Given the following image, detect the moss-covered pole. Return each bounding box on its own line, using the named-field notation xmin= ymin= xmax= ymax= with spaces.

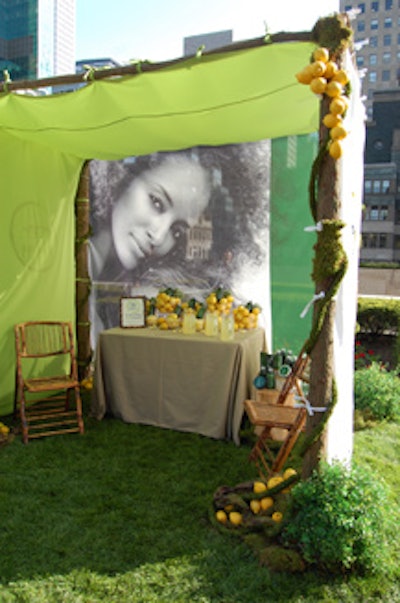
xmin=75 ymin=161 xmax=92 ymax=380
xmin=299 ymin=15 xmax=352 ymax=478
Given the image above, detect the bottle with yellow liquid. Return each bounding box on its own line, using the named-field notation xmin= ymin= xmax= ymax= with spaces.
xmin=204 ymin=311 xmax=218 ymax=336
xmin=220 ymin=312 xmax=234 ymax=341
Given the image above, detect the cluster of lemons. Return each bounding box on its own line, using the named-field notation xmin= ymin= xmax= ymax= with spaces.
xmin=205 ymin=290 xmax=234 ymax=315
xmin=215 ymin=468 xmax=297 ymax=527
xmin=0 ymin=421 xmax=10 ymax=440
xmin=296 ymin=46 xmax=350 ymax=160
xmin=233 ymin=303 xmax=260 ymax=331
xmin=146 ymin=288 xmax=262 ymax=332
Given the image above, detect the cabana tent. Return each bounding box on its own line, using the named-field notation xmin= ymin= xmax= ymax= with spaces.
xmin=0 ymin=17 xmax=364 ymax=462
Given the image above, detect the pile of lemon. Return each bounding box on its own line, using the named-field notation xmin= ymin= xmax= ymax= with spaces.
xmin=296 ymin=46 xmax=350 ymax=160
xmin=205 ymin=289 xmax=234 ymax=315
xmin=215 ymin=467 xmax=297 ymax=528
xmin=233 ymin=303 xmax=260 ymax=330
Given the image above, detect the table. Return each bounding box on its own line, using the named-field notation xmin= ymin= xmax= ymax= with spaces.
xmin=91 ymin=327 xmax=266 ymax=445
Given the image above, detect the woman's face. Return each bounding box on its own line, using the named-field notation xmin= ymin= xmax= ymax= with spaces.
xmin=111 ymin=156 xmax=210 ymax=271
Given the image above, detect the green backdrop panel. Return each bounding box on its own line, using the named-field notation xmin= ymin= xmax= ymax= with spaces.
xmin=270 ymin=134 xmax=318 ymax=353
xmin=0 ymin=131 xmax=82 ymax=415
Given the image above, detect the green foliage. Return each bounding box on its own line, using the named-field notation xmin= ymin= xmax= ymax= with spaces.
xmin=282 ymin=462 xmax=392 ymax=575
xmin=357 ymin=297 xmax=400 ymax=336
xmin=354 ymin=362 xmax=400 ymax=423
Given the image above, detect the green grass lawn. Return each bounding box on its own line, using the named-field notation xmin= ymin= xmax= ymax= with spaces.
xmin=0 ymin=400 xmax=399 ymax=603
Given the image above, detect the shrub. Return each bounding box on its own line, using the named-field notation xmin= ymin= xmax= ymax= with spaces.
xmin=282 ymin=461 xmax=392 ymax=574
xmin=354 ymin=339 xmax=380 ymax=370
xmin=354 ymin=362 xmax=400 ymax=423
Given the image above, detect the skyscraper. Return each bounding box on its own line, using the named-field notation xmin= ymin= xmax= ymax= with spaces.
xmin=340 ymin=0 xmax=400 ymax=120
xmin=0 ymin=0 xmax=75 ymax=81
xmin=340 ymin=1 xmax=400 ymax=264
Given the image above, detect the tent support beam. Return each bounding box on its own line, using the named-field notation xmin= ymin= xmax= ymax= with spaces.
xmin=0 ymin=31 xmax=312 ymax=93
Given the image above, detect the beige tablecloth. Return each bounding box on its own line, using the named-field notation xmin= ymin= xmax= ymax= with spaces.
xmin=92 ymin=327 xmax=266 ymax=444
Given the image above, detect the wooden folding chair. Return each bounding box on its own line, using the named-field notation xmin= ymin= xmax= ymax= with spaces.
xmin=245 ymin=350 xmax=310 ymax=478
xmin=14 ymin=321 xmax=84 ymax=444
xmin=244 ymin=401 xmax=306 ymax=478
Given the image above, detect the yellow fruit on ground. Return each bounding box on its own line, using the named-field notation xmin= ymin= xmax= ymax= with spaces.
xmin=0 ymin=425 xmax=10 ymax=435
xmin=324 ymin=60 xmax=339 ymax=79
xmin=229 ymin=511 xmax=243 ymax=526
xmin=159 ymin=322 xmax=169 ymax=330
xmin=330 ymin=125 xmax=347 ymax=140
xmin=224 ymin=504 xmax=234 ymax=513
xmin=253 ymin=481 xmax=267 ymax=494
xmin=329 ymin=139 xmax=343 ymax=160
xmin=283 ymin=468 xmax=297 ymax=480
xmin=267 ymin=476 xmax=284 ymax=489
xmin=272 ymin=512 xmax=283 ymax=523
xmin=322 ymin=113 xmax=342 ymax=129
xmin=310 ymin=77 xmax=327 ymax=95
xmin=332 ymin=69 xmax=349 ymax=86
xmin=329 ymin=96 xmax=347 ymax=115
xmin=250 ymin=499 xmax=261 ymax=514
xmin=310 ymin=60 xmax=326 ymax=77
xmin=313 ymin=47 xmax=330 ymax=63
xmin=325 ymin=80 xmax=343 ymax=98
xmin=215 ymin=510 xmax=228 ymax=524
xmin=260 ymin=497 xmax=274 ymax=511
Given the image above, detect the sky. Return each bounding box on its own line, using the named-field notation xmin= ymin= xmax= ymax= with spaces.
xmin=76 ymin=0 xmax=340 ymax=64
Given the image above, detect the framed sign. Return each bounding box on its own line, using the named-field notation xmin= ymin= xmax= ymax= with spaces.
xmin=120 ymin=296 xmax=146 ymax=328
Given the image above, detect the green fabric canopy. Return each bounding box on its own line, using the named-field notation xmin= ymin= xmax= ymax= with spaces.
xmin=0 ymin=39 xmax=320 ymax=416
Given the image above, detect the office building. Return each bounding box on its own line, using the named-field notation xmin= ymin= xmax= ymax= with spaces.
xmin=340 ymin=0 xmax=400 ymax=121
xmin=0 ymin=0 xmax=75 ymax=81
xmin=339 ymin=1 xmax=400 ymax=264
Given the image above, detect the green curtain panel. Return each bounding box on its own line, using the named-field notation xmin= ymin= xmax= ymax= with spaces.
xmin=0 ymin=40 xmax=321 ymax=416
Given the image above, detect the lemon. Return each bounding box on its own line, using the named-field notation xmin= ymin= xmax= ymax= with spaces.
xmin=329 ymin=140 xmax=343 ymax=159
xmin=310 ymin=77 xmax=327 ymax=95
xmin=0 ymin=425 xmax=10 ymax=435
xmin=250 ymin=499 xmax=261 ymax=514
xmin=312 ymin=47 xmax=329 ymax=63
xmin=253 ymin=481 xmax=267 ymax=494
xmin=310 ymin=60 xmax=326 ymax=77
xmin=325 ymin=81 xmax=343 ymax=98
xmin=322 ymin=113 xmax=342 ymax=129
xmin=260 ymin=497 xmax=274 ymax=511
xmin=329 ymin=97 xmax=347 ymax=116
xmin=224 ymin=504 xmax=234 ymax=513
xmin=272 ymin=512 xmax=283 ymax=523
xmin=283 ymin=468 xmax=297 ymax=480
xmin=215 ymin=510 xmax=228 ymax=524
xmin=267 ymin=476 xmax=284 ymax=489
xmin=229 ymin=511 xmax=243 ymax=526
xmin=330 ymin=125 xmax=347 ymax=140
xmin=295 ymin=67 xmax=313 ymax=85
xmin=324 ymin=60 xmax=338 ymax=79
xmin=332 ymin=69 xmax=349 ymax=86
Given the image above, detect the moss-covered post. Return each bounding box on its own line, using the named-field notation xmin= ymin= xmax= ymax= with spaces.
xmin=299 ymin=15 xmax=352 ymax=478
xmin=75 ymin=161 xmax=92 ymax=380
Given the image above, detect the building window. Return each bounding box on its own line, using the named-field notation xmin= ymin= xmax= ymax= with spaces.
xmin=385 ymin=0 xmax=393 ymax=7
xmin=395 ymin=235 xmax=400 ymax=248
xmin=371 ymin=1 xmax=379 ymax=10
xmin=369 ymin=71 xmax=377 ymax=83
xmin=384 ymin=17 xmax=392 ymax=28
xmin=382 ymin=69 xmax=391 ymax=81
xmin=370 ymin=204 xmax=380 ymax=218
xmin=364 ymin=179 xmax=372 ymax=193
xmin=357 ymin=55 xmax=365 ymax=67
xmin=371 ymin=19 xmax=379 ymax=29
xmin=379 ymin=234 xmax=387 ymax=248
xmin=362 ymin=233 xmax=388 ymax=248
xmin=380 ymin=205 xmax=389 ymax=220
xmin=369 ymin=54 xmax=377 ymax=65
xmin=357 ymin=20 xmax=365 ymax=32
xmin=370 ymin=36 xmax=378 ymax=47
xmin=358 ymin=2 xmax=365 ymax=12
xmin=382 ymin=180 xmax=390 ymax=193
xmin=398 ymin=33 xmax=400 ymax=44
xmin=383 ymin=52 xmax=391 ymax=63
xmin=344 ymin=4 xmax=352 ymax=10
xmin=384 ymin=34 xmax=392 ymax=45
xmin=373 ymin=181 xmax=381 ymax=193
